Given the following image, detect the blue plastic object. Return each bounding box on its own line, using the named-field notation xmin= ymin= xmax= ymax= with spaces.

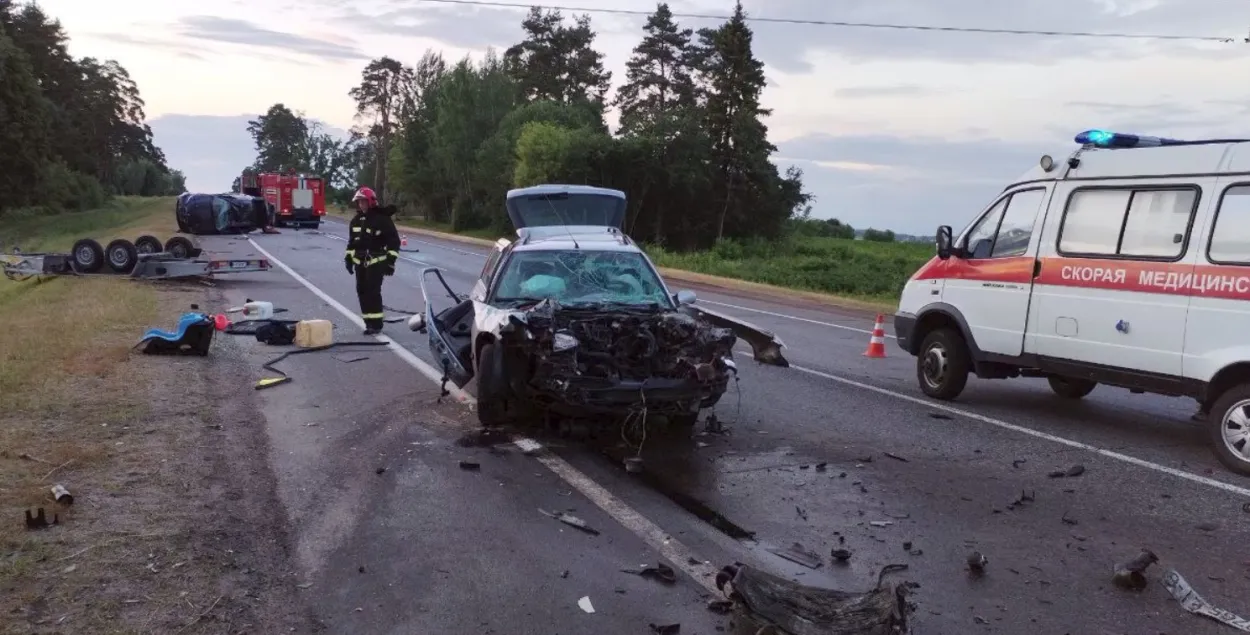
xmin=138 ymin=312 xmax=214 ymax=355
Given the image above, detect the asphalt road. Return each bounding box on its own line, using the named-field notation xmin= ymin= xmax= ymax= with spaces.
xmin=200 ymin=221 xmax=1250 ymax=634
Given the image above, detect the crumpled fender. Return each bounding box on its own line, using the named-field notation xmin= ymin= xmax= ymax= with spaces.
xmin=679 ymin=305 xmax=789 ymax=367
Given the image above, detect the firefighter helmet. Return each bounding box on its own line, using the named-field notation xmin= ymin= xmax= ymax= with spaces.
xmin=352 ymin=186 xmax=377 ymax=206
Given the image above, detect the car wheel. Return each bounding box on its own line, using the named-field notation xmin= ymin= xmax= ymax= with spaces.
xmin=104 ymin=239 xmax=138 ymax=274
xmin=70 ymin=238 xmax=105 ymax=274
xmin=163 ymin=236 xmax=194 ymax=259
xmin=134 ymin=235 xmax=163 ymax=255
xmin=1207 ymin=383 xmax=1250 ymax=476
xmin=916 ymin=327 xmax=970 ymax=400
xmin=1048 ymin=375 xmax=1097 ymax=399
xmin=476 ymin=341 xmax=511 ymax=426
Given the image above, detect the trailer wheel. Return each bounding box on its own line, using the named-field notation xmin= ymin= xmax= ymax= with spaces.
xmin=134 ymin=235 xmax=163 ymax=255
xmin=70 ymin=238 xmax=105 ymax=273
xmin=105 ymin=239 xmax=138 ymax=273
xmin=164 ymin=236 xmax=194 ymax=259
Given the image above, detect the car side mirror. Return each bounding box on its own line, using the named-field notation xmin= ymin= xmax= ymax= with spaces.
xmin=935 ymin=226 xmax=954 ymax=260
xmin=674 ymin=290 xmax=697 ymax=306
xmin=407 ymin=313 xmax=426 ymax=333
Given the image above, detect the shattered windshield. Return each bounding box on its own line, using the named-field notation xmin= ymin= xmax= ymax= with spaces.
xmin=492 ymin=249 xmax=671 ymax=308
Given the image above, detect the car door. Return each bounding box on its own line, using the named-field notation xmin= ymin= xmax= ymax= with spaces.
xmin=1027 ymin=181 xmax=1202 ymax=377
xmin=940 ymin=187 xmax=1050 ymax=357
xmin=418 ymin=267 xmax=474 ymax=388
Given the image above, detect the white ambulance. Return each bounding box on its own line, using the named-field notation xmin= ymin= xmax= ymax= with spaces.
xmin=894 ymin=129 xmax=1250 ymax=475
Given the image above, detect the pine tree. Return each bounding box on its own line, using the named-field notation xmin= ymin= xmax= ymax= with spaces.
xmin=505 ymin=8 xmax=611 ymax=104
xmin=613 ymin=3 xmax=697 ymax=136
xmin=694 ymin=2 xmax=778 ymax=240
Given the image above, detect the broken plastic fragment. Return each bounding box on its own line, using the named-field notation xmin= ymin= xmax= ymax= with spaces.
xmin=623 ymin=563 xmax=677 ymax=585
xmin=1161 ymin=569 xmax=1250 ymax=631
xmin=578 ymin=596 xmax=595 ymax=613
xmin=540 ymin=509 xmax=600 ymax=535
xmin=1112 ymin=549 xmax=1158 ymax=591
xmin=769 ymin=542 xmax=822 ymax=569
xmin=649 ymin=623 xmax=680 ymax=634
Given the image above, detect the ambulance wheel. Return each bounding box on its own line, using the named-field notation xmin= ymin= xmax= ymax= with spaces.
xmin=164 ymin=236 xmax=194 ymax=259
xmin=1047 ymin=375 xmax=1097 ymax=399
xmin=917 ymin=327 xmax=970 ymax=400
xmin=1207 ymin=383 xmax=1250 ymax=476
xmin=70 ymin=238 xmax=105 ymax=274
xmin=104 ymin=239 xmax=138 ymax=273
xmin=134 ymin=235 xmax=163 ymax=255
xmin=475 ymin=341 xmax=511 ymax=426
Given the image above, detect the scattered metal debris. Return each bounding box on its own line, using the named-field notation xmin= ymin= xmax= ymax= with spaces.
xmin=967 ymin=551 xmax=988 ymax=574
xmin=24 ymin=508 xmax=58 ymax=530
xmin=716 ymin=562 xmax=913 ymax=634
xmin=707 ymin=599 xmax=734 ymax=614
xmin=869 ymin=521 xmax=893 ymax=528
xmin=458 ymin=461 xmax=481 ymax=471
xmin=770 ymin=543 xmax=823 ymax=569
xmin=928 ymin=413 xmax=952 ymax=420
xmin=539 ymin=509 xmax=600 ymax=536
xmin=1049 ymin=464 xmax=1086 ymax=478
xmin=831 ymin=548 xmax=853 ymax=563
xmin=623 ymin=563 xmax=677 ymax=585
xmin=1162 ymin=569 xmax=1250 ymax=631
xmin=883 ymin=452 xmax=908 ymax=463
xmin=650 ymin=623 xmax=680 ymax=634
xmin=50 ymin=484 xmax=73 ymax=505
xmin=1112 ymin=549 xmax=1158 ymax=591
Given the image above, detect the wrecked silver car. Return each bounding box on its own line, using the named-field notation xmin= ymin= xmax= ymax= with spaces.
xmin=410 ymin=184 xmax=788 ymax=427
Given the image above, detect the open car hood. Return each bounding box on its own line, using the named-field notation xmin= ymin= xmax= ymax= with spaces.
xmin=505 ymin=184 xmax=626 ymax=229
xmin=677 ymin=305 xmax=789 ymax=367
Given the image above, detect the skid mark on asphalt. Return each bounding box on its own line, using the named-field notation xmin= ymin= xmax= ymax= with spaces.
xmin=248 ymin=237 xmax=722 ymax=595
xmin=737 ymin=351 xmax=1250 ymax=498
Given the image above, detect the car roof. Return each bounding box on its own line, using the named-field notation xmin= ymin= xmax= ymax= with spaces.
xmin=506 ymin=184 xmax=626 ymax=200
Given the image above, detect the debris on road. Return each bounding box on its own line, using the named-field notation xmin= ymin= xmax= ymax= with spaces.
xmin=967 ymin=551 xmax=988 ymax=574
xmin=769 ymin=542 xmax=823 ymax=569
xmin=1112 ymin=549 xmax=1158 ymax=591
xmin=708 ymin=599 xmax=734 ymax=614
xmin=815 ymin=462 xmax=828 ymax=472
xmin=1061 ymin=512 xmax=1079 ymax=526
xmin=1049 ymin=464 xmax=1086 ymax=478
xmin=715 ymin=563 xmax=913 ymax=634
xmin=650 ymin=623 xmax=680 ymax=634
xmin=1161 ymin=569 xmax=1250 ymax=631
xmin=540 ymin=509 xmax=600 ymax=536
xmin=928 ymin=413 xmax=952 ymax=420
xmin=24 ymin=508 xmax=58 ymax=530
xmin=50 ymin=484 xmax=73 ymax=505
xmin=1006 ymin=490 xmax=1036 ymax=510
xmin=458 ymin=461 xmax=481 ymax=471
xmin=831 ymin=548 xmax=853 ymax=563
xmin=622 ymin=563 xmax=677 ymax=585
xmin=375 ymin=467 xmax=387 ymax=475
xmin=578 ymin=596 xmax=595 ymax=614
xmin=869 ymin=521 xmax=893 ymax=528
xmin=883 ymin=452 xmax=908 ymax=462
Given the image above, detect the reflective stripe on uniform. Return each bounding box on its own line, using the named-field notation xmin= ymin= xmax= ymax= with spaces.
xmin=348 ymin=254 xmax=362 ymax=264
xmin=351 ymin=226 xmax=361 ymax=232
xmin=366 ymin=255 xmax=388 ymax=265
xmin=386 ymin=250 xmax=399 ymax=257
xmin=361 ymin=312 xmax=385 ymax=319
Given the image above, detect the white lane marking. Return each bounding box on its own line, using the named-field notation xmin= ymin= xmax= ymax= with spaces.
xmin=700 ymin=299 xmax=894 ymax=338
xmin=737 ymin=351 xmax=1250 ymax=498
xmin=319 ymin=232 xmax=435 ymax=266
xmin=252 ymin=237 xmax=718 ymax=593
xmin=246 ymin=238 xmax=473 ymax=404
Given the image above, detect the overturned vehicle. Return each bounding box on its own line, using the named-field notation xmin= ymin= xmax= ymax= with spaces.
xmin=175 ymin=192 xmax=269 ymax=235
xmin=410 ymin=184 xmax=788 ymax=428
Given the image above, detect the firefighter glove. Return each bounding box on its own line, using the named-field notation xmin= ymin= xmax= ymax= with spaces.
xmin=344 ymin=257 xmax=355 ymax=275
xmin=384 ymin=263 xmax=395 ymax=276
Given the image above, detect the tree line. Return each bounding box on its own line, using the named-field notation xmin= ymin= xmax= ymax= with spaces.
xmin=243 ymin=2 xmax=818 ymax=250
xmin=0 ymin=1 xmax=184 ymax=217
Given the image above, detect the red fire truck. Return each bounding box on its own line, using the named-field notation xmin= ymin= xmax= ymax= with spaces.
xmin=239 ymin=168 xmax=326 ymax=228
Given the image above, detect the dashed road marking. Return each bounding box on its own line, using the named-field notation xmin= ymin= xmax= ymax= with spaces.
xmin=249 ymin=236 xmax=721 ymax=594
xmin=737 ymin=351 xmax=1250 ymax=498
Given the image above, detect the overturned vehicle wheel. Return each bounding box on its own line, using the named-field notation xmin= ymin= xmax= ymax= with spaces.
xmin=105 ymin=239 xmax=138 ymax=273
xmin=70 ymin=238 xmax=105 ymax=273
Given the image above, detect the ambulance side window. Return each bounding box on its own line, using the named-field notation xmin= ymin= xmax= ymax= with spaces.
xmin=964 ymin=199 xmax=1007 ymax=259
xmin=1208 ymin=185 xmax=1250 ymax=264
xmin=962 ymin=188 xmax=1046 ymax=260
xmin=1059 ymin=186 xmax=1198 ymax=260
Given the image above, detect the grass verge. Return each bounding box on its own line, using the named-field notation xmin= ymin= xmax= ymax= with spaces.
xmin=1 ymin=196 xmax=178 ymax=253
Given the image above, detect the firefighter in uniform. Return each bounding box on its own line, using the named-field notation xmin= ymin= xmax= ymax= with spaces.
xmin=344 ymin=186 xmax=400 ymax=335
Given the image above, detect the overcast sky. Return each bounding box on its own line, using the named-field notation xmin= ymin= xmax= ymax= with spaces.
xmin=37 ymin=0 xmax=1250 ymax=234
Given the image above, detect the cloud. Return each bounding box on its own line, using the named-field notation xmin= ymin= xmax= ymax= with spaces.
xmin=775 ymin=133 xmax=1054 ymax=234
xmin=174 ymin=16 xmax=367 ymax=61
xmin=338 ymin=4 xmax=522 ymax=52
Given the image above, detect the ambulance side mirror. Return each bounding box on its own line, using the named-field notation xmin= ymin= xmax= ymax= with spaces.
xmin=935 ymin=225 xmax=954 ymax=260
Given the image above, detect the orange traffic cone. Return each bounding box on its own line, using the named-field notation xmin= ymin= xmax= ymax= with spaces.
xmin=863 ymin=314 xmax=887 ymax=358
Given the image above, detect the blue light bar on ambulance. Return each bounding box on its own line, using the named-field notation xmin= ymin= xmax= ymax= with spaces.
xmin=1075 ymin=129 xmax=1184 ymax=148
